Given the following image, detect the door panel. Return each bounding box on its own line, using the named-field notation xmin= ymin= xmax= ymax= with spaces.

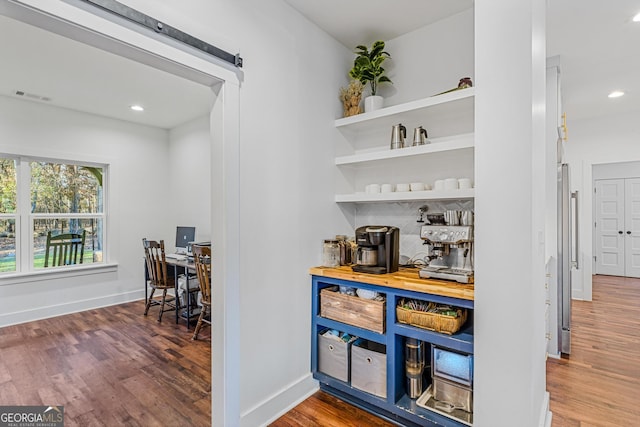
xmin=601 ymin=252 xmax=620 ymax=265
xmin=595 ymin=179 xmax=625 ymax=276
xmin=624 ymin=178 xmax=640 ymax=277
xmin=601 ymin=235 xmax=619 ymax=248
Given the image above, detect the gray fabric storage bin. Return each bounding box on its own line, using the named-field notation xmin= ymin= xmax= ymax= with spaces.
xmin=318 ymin=330 xmax=355 ymax=382
xmin=351 ymin=339 xmax=387 ymax=398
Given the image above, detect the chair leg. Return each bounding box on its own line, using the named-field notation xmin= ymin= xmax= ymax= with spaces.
xmin=158 ymin=289 xmax=168 ymax=322
xmin=174 ymin=290 xmax=182 ymax=325
xmin=144 ymin=288 xmax=156 ymax=316
xmin=191 ymin=306 xmax=207 ymax=340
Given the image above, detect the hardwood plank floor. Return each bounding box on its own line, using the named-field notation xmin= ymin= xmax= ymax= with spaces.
xmin=547 ymin=274 xmax=640 ymax=426
xmin=2 ymin=275 xmax=637 ymax=426
xmin=274 ymin=275 xmax=640 ymax=426
xmin=270 ymin=391 xmax=395 ymax=427
xmin=0 ymin=301 xmax=210 ymax=427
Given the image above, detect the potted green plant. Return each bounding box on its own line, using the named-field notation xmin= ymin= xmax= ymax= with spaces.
xmin=349 ymin=40 xmax=392 ymax=112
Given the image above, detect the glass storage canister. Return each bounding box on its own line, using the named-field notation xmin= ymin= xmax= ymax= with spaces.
xmin=336 ymin=235 xmax=350 ymax=265
xmin=322 ymin=239 xmax=341 ymax=267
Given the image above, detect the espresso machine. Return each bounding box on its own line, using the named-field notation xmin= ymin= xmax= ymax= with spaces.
xmin=352 ymin=226 xmax=399 ymax=274
xmin=419 ymin=219 xmax=474 ymax=283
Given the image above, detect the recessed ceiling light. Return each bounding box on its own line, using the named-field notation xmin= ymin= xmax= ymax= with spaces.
xmin=608 ymin=91 xmax=625 ymax=98
xmin=633 ymin=12 xmax=640 ymax=22
xmin=130 ymin=104 xmax=144 ymax=111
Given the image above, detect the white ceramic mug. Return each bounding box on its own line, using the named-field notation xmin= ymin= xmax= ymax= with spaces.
xmin=458 ymin=178 xmax=473 ymax=189
xmin=444 ymin=178 xmax=458 ymax=191
xmin=434 ymin=180 xmax=445 ymax=191
xmin=396 ymin=183 xmax=410 ymax=192
xmin=410 ymin=182 xmax=425 ymax=192
xmin=381 ymin=183 xmax=394 ymax=193
xmin=366 ymin=183 xmax=381 ymax=194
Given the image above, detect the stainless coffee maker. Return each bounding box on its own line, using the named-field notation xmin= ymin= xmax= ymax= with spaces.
xmin=412 ymin=126 xmax=429 ymax=146
xmin=419 ymin=212 xmax=474 ymax=283
xmin=352 ymin=226 xmax=400 ymax=274
xmin=390 ymin=124 xmax=406 ymax=150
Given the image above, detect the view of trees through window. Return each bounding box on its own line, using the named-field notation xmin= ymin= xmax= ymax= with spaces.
xmin=0 ymin=158 xmax=17 ymax=272
xmin=0 ymin=157 xmax=105 ymax=273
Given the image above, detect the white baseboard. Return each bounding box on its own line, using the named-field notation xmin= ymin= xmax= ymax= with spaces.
xmin=0 ymin=290 xmax=144 ymax=328
xmin=240 ymin=373 xmax=318 ymax=427
xmin=539 ymin=391 xmax=552 ymax=427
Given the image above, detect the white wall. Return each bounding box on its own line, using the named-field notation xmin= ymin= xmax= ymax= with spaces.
xmin=564 ymin=110 xmax=640 ymax=300
xmin=384 ymin=9 xmax=475 ymax=105
xmin=228 ymin=5 xmax=352 ymax=424
xmin=168 ymin=114 xmax=212 ymax=249
xmin=475 ymin=0 xmax=549 ymax=426
xmin=348 ymin=8 xmax=475 ymax=261
xmin=0 ymin=95 xmax=169 ymax=325
xmin=117 ymin=0 xmax=355 ymax=424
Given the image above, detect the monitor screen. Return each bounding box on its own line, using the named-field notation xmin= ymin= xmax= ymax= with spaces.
xmin=175 ymin=226 xmax=196 ymax=252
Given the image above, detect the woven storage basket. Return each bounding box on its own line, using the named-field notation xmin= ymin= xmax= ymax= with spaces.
xmin=396 ymin=304 xmax=467 ymax=335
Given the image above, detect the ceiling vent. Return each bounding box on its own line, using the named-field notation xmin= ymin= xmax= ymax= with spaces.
xmin=14 ymin=90 xmax=51 ymax=102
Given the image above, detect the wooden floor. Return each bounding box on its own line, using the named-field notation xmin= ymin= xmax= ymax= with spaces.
xmin=0 ymin=301 xmax=211 ymax=427
xmin=270 ymin=391 xmax=395 ymax=427
xmin=547 ymin=274 xmax=640 ymax=426
xmin=2 ymin=276 xmax=638 ymax=426
xmin=273 ymin=275 xmax=640 ymax=426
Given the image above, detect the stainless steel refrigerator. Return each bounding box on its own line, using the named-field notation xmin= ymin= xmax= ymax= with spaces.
xmin=558 ymin=163 xmax=578 ymax=355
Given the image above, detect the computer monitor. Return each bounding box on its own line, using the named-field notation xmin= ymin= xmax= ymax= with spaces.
xmin=175 ymin=226 xmax=196 ymax=254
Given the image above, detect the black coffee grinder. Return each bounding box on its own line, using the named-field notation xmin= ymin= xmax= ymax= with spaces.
xmin=352 ymin=226 xmax=400 ymax=274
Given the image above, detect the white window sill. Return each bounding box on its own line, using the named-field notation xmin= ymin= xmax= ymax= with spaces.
xmin=0 ymin=262 xmax=119 ymax=286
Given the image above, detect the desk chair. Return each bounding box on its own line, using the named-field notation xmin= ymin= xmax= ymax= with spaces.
xmin=191 ymin=245 xmax=211 ymax=340
xmin=143 ymin=238 xmax=178 ymax=322
xmin=44 ymin=230 xmax=86 ymax=267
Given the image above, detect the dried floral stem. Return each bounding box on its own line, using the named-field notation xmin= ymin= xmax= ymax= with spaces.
xmin=339 ymin=80 xmax=364 ymax=117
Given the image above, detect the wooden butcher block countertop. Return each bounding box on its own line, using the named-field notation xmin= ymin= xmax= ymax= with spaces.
xmin=309 ymin=265 xmax=474 ymax=301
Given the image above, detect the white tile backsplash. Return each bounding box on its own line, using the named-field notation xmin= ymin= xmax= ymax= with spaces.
xmin=354 ymin=200 xmax=474 ymax=262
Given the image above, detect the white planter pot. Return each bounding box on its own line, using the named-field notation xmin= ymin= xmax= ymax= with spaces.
xmin=364 ymin=95 xmax=384 ymax=112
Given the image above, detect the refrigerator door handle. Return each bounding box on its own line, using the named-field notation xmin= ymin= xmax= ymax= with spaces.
xmin=571 ymin=191 xmax=579 ymax=269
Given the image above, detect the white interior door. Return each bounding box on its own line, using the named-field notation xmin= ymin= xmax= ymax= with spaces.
xmin=595 ymin=179 xmax=625 ymax=275
xmin=624 ymin=178 xmax=640 ymax=277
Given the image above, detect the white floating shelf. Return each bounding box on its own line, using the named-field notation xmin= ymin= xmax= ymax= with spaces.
xmin=334 ymin=87 xmax=475 ymax=133
xmin=335 ymin=188 xmax=475 ymax=203
xmin=335 ymin=133 xmax=474 ymax=166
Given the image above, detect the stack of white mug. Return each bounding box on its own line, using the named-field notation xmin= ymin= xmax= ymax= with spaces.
xmin=433 ymin=177 xmax=473 ymax=191
xmin=365 ymin=182 xmax=432 ymax=194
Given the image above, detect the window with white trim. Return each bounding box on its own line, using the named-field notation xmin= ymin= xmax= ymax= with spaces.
xmin=0 ymin=155 xmax=106 ymax=273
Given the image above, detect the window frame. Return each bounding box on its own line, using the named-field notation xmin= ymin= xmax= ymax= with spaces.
xmin=0 ymin=154 xmax=110 ymax=276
